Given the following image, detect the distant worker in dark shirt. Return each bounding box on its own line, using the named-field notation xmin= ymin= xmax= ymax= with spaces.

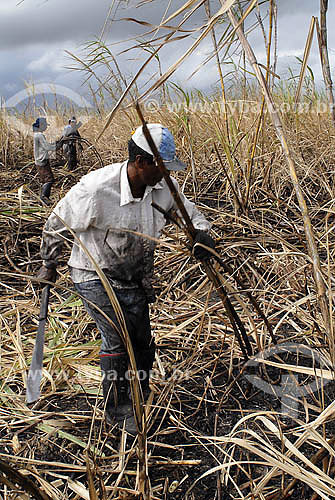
xmin=62 ymin=116 xmax=82 ymax=171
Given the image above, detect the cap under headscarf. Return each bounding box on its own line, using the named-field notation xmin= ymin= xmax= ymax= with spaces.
xmin=131 ymin=123 xmax=186 ymax=171
xmin=32 ymin=117 xmax=48 ymax=130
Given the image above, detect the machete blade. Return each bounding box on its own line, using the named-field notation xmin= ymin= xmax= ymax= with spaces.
xmin=26 ymin=284 xmax=51 ymax=404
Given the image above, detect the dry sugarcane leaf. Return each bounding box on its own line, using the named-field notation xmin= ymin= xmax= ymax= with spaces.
xmin=294 ymin=16 xmax=316 ymax=107
xmin=68 ymin=478 xmax=90 ymax=500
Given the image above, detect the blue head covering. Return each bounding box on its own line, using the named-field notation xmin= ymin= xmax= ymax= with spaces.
xmin=32 ymin=117 xmax=47 ymax=130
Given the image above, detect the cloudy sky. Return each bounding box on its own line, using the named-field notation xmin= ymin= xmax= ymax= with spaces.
xmin=0 ymin=0 xmax=334 ymax=106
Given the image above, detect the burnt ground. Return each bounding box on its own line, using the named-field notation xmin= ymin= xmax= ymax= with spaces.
xmin=1 ymin=148 xmax=335 ymax=500
xmin=2 ymin=360 xmax=335 ymax=500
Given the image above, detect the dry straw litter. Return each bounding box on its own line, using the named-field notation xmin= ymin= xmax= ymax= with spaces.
xmin=1 ymin=0 xmax=335 ymax=499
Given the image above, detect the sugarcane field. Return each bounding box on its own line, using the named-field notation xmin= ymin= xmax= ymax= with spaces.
xmin=2 ymin=1 xmax=335 ymax=499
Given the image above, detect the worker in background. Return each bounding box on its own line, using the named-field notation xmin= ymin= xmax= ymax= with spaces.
xmin=62 ymin=116 xmax=82 ymax=170
xmin=33 ymin=117 xmax=63 ymax=205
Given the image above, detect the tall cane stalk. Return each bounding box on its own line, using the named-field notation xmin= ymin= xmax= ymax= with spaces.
xmin=317 ymin=0 xmax=335 ymax=126
xmin=245 ymin=0 xmax=275 ymax=211
xmin=227 ymin=8 xmax=332 ymax=355
xmin=205 ymin=0 xmax=230 ymax=141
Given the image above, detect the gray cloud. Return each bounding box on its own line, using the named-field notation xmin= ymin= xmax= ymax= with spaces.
xmin=1 ymin=0 xmax=335 ymax=101
xmin=0 ymin=0 xmax=199 ymax=50
xmin=0 ymin=0 xmax=112 ymax=50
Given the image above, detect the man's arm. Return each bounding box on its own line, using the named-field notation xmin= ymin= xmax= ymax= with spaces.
xmin=39 ymin=134 xmax=58 ymax=153
xmin=38 ymin=185 xmax=96 ymax=284
xmin=40 ymin=214 xmax=69 ymax=268
xmin=37 ymin=213 xmax=68 ymax=285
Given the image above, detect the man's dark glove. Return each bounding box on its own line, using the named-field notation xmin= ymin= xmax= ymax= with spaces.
xmin=193 ymin=230 xmax=215 ymax=261
xmin=36 ymin=265 xmax=57 ymax=287
xmin=141 ymin=277 xmax=156 ymax=304
xmin=56 ymin=138 xmax=64 ymax=150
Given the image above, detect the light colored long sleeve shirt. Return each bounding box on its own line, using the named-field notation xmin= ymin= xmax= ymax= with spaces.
xmin=40 ymin=161 xmax=210 ymax=289
xmin=63 ymin=123 xmax=81 ymax=136
xmin=33 ymin=132 xmax=57 ymax=166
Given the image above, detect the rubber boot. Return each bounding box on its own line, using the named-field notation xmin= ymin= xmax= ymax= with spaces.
xmin=100 ymin=354 xmax=137 ymax=434
xmin=135 ymin=347 xmax=155 ymax=401
xmin=40 ymin=182 xmax=53 ymax=205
